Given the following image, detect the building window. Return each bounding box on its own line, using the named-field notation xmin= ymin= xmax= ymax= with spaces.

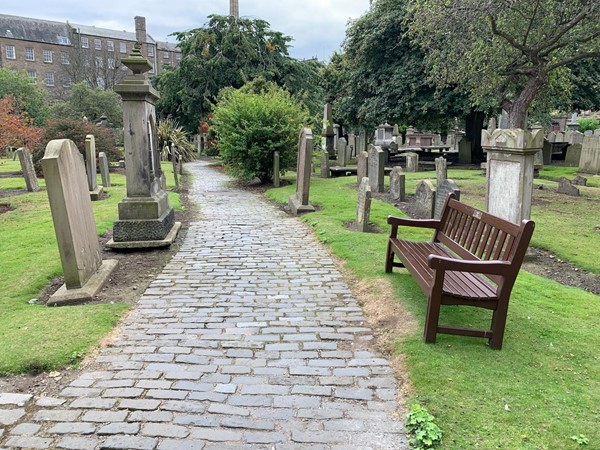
xmin=43 ymin=50 xmax=53 ymax=63
xmin=61 ymin=52 xmax=69 ymax=64
xmin=6 ymin=45 xmax=16 ymax=59
xmin=163 ymin=51 xmax=169 ymax=59
xmin=175 ymin=53 xmax=181 ymax=61
xmin=25 ymin=47 xmax=35 ymax=61
xmin=62 ymin=75 xmax=71 ymax=88
xmin=94 ymin=38 xmax=101 ymax=50
xmin=81 ymin=36 xmax=89 ymax=48
xmin=45 ymin=72 xmax=55 ymax=87
xmin=27 ymin=70 xmax=37 ymax=79
xmin=147 ymin=46 xmax=154 ymax=57
xmin=107 ymin=40 xmax=114 ymax=52
xmin=57 ymin=35 xmax=70 ymax=45
xmin=119 ymin=42 xmax=127 ymax=53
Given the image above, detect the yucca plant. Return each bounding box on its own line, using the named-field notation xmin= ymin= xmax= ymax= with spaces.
xmin=157 ymin=118 xmax=196 ymax=162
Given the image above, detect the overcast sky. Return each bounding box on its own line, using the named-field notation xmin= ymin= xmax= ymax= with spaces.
xmin=2 ymin=0 xmax=370 ymax=60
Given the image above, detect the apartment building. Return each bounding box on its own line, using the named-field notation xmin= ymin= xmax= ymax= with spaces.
xmin=0 ymin=13 xmax=181 ymax=97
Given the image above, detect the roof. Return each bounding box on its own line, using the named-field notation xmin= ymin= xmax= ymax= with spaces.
xmin=71 ymin=23 xmax=155 ymax=44
xmin=156 ymin=41 xmax=180 ymax=52
xmin=0 ymin=13 xmax=70 ymax=45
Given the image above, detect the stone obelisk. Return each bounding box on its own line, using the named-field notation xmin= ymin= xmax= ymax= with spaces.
xmin=230 ymin=0 xmax=239 ymax=17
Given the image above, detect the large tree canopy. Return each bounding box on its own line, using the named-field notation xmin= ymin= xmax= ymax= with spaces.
xmin=323 ymin=0 xmax=470 ymax=132
xmin=407 ymin=0 xmax=600 ymax=128
xmin=0 ymin=68 xmax=48 ymax=126
xmin=154 ymin=15 xmax=323 ymax=133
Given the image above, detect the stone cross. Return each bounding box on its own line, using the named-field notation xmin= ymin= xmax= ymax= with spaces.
xmin=41 ymin=139 xmax=117 ymax=305
xmin=367 ymin=145 xmax=384 ymax=193
xmin=414 ymin=180 xmax=436 ymax=219
xmin=435 ymin=156 xmax=447 ymax=186
xmin=98 ymin=152 xmax=111 ymax=187
xmin=16 ymin=147 xmax=40 ymax=192
xmin=389 ymin=166 xmax=405 ymax=202
xmin=273 ymin=151 xmax=280 ymax=187
xmin=356 ymin=177 xmax=372 ymax=232
xmin=406 ymin=152 xmax=419 ymax=172
xmin=288 ymin=127 xmax=316 ymax=214
xmin=320 ymin=151 xmax=330 ymax=178
xmin=357 ymin=151 xmax=368 ymax=184
xmin=337 ymin=137 xmax=348 ymax=166
xmin=434 ymin=179 xmax=460 ymax=219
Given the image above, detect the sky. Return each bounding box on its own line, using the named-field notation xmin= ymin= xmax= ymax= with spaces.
xmin=2 ymin=0 xmax=370 ymax=60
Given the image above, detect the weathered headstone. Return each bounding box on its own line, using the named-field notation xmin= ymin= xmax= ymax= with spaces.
xmin=358 ymin=130 xmax=367 ymax=153
xmin=322 ymin=103 xmax=335 ymax=157
xmin=434 ymin=179 xmax=460 ymax=219
xmin=487 ymin=117 xmax=497 ymax=132
xmin=414 ymin=180 xmax=436 ymax=219
xmin=16 ymin=147 xmax=40 ymax=192
xmin=389 ymin=166 xmax=405 ymax=202
xmin=406 ymin=152 xmax=419 ymax=172
xmin=320 ymin=151 xmax=330 ymax=178
xmin=594 ymin=129 xmax=600 ymax=136
xmin=337 ymin=137 xmax=348 ymax=166
xmin=85 ymin=135 xmax=103 ymax=200
xmin=584 ymin=130 xmax=593 ymax=137
xmin=98 ymin=152 xmax=111 ymax=188
xmin=357 ymin=151 xmax=368 ymax=183
xmin=572 ymin=175 xmax=587 ymax=186
xmin=347 ymin=133 xmax=357 ymax=158
xmin=41 ymin=139 xmax=117 ymax=305
xmin=288 ymin=127 xmax=316 ymax=214
xmin=356 ymin=177 xmax=372 ymax=232
xmin=579 ymin=135 xmax=600 ymax=174
xmin=542 ymin=139 xmax=552 ymax=165
xmin=367 ymin=145 xmax=384 ymax=193
xmin=458 ymin=138 xmax=472 ymax=164
xmin=557 ymin=177 xmax=580 ymax=196
xmin=273 ymin=151 xmax=280 ymax=188
xmin=333 ymin=123 xmax=340 ymax=149
xmin=108 ymin=42 xmax=181 ymax=248
xmin=499 ymin=110 xmax=509 ymax=129
xmin=172 ymin=148 xmax=180 ymax=191
xmin=565 ymin=143 xmax=583 ymax=167
xmin=435 ymin=157 xmax=447 ymax=186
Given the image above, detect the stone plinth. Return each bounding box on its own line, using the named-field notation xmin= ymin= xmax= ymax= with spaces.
xmin=16 ymin=148 xmax=40 ymax=192
xmin=107 ymin=44 xmax=180 ymax=248
xmin=288 ymin=127 xmax=316 ymax=214
xmin=41 ymin=139 xmax=117 ymax=305
xmin=482 ymin=128 xmax=542 ymax=223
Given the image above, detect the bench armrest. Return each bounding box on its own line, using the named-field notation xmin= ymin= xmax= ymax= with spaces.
xmin=387 ymin=215 xmax=440 ymax=232
xmin=427 ymin=255 xmax=512 ymax=276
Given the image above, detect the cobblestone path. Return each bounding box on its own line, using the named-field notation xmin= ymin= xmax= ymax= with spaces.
xmin=0 ymin=161 xmax=407 ymax=449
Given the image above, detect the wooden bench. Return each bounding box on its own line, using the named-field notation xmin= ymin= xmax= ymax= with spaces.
xmin=385 ymin=195 xmax=535 ymax=349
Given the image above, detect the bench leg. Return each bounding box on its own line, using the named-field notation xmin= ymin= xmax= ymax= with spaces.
xmin=489 ymin=304 xmax=508 ymax=349
xmin=385 ymin=241 xmax=394 ymax=273
xmin=424 ymin=294 xmax=442 ymax=343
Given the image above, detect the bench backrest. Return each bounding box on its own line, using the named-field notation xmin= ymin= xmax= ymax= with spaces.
xmin=434 ymin=196 xmax=535 ymax=286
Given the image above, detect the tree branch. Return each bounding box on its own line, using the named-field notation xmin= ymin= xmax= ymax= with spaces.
xmin=522 ymin=0 xmax=540 ymax=47
xmin=547 ymin=51 xmax=600 ymax=71
xmin=489 ymin=15 xmax=529 ymax=54
xmin=537 ymin=7 xmax=592 ymax=56
xmin=540 ymin=28 xmax=600 ymax=57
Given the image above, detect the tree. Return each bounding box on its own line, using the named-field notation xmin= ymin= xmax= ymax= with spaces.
xmin=0 ymin=68 xmax=48 ymax=126
xmin=407 ymin=0 xmax=600 ymax=128
xmin=0 ymin=97 xmax=44 ymax=154
xmin=154 ymin=14 xmax=323 ymax=133
xmin=322 ymin=0 xmax=470 ymax=133
xmin=49 ymin=82 xmax=123 ymax=127
xmin=569 ymin=57 xmax=600 ymax=112
xmin=211 ymin=79 xmax=308 ymax=183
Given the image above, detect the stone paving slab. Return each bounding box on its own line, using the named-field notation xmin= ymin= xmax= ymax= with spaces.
xmin=0 ymin=161 xmax=407 ymax=449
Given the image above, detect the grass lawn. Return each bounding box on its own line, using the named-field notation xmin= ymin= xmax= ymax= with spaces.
xmin=267 ymin=168 xmax=600 ymax=450
xmin=0 ymin=159 xmax=181 ymax=375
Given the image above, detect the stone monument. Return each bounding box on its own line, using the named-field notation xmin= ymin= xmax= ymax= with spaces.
xmin=41 ymin=139 xmax=117 ymax=305
xmin=337 ymin=137 xmax=348 ymax=166
xmin=367 ymin=145 xmax=384 ymax=193
xmin=85 ymin=135 xmax=103 ymax=200
xmin=435 ymin=156 xmax=447 ymax=186
xmin=273 ymin=151 xmax=280 ymax=188
xmin=356 ymin=177 xmax=372 ymax=232
xmin=389 ymin=166 xmax=405 ymax=202
xmin=357 ymin=151 xmax=368 ymax=183
xmin=414 ymin=180 xmax=436 ymax=219
xmin=16 ymin=147 xmax=40 ymax=192
xmin=288 ymin=127 xmax=316 ymax=214
xmin=579 ymin=135 xmax=600 ymax=175
xmin=556 ymin=177 xmax=580 ymax=196
xmin=107 ymin=43 xmax=181 ymax=248
xmin=434 ymin=179 xmax=460 ymax=219
xmin=99 ymin=152 xmax=111 ymax=187
xmin=322 ymin=103 xmax=335 ymax=157
xmin=320 ymin=151 xmax=330 ymax=178
xmin=406 ymin=152 xmax=419 ymax=172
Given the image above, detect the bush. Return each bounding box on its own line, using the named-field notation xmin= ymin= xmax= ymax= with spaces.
xmin=577 ymin=117 xmax=599 ymax=133
xmin=32 ymin=119 xmax=121 ymax=174
xmin=211 ymin=80 xmax=308 ymax=183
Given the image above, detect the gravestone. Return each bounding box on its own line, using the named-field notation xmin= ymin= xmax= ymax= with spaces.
xmin=98 ymin=152 xmax=111 ymax=187
xmin=337 ymin=137 xmax=348 ymax=166
xmin=356 ymin=177 xmax=372 ymax=232
xmin=487 ymin=117 xmax=497 ymax=132
xmin=414 ymin=180 xmax=436 ymax=219
xmin=458 ymin=138 xmax=472 ymax=164
xmin=288 ymin=127 xmax=316 ymax=214
xmin=358 ymin=130 xmax=367 ymax=153
xmin=434 ymin=179 xmax=460 ymax=219
xmin=333 ymin=124 xmax=340 ymax=149
xmin=565 ymin=143 xmax=582 ymax=167
xmin=273 ymin=151 xmax=280 ymax=188
xmin=85 ymin=135 xmax=103 ymax=200
xmin=367 ymin=145 xmax=384 ymax=193
xmin=557 ymin=177 xmax=580 ymax=196
xmin=16 ymin=147 xmax=40 ymax=192
xmin=108 ymin=43 xmax=181 ymax=248
xmin=389 ymin=166 xmax=405 ymax=202
xmin=171 ymin=148 xmax=180 ymax=191
xmin=41 ymin=139 xmax=117 ymax=305
xmin=348 ymin=133 xmax=357 ymax=158
xmin=322 ymin=103 xmax=335 ymax=157
xmin=579 ymin=135 xmax=600 ymax=174
xmin=357 ymin=151 xmax=368 ymax=183
xmin=499 ymin=110 xmax=509 ymax=129
xmin=584 ymin=130 xmax=593 ymax=137
xmin=320 ymin=151 xmax=330 ymax=178
xmin=435 ymin=157 xmax=447 ymax=186
xmin=406 ymin=152 xmax=419 ymax=172
xmin=572 ymin=175 xmax=587 ymax=186
xmin=595 ymin=129 xmax=600 ymax=136
xmin=542 ymin=139 xmax=553 ymax=165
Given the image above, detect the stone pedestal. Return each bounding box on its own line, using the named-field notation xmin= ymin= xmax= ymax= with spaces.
xmin=107 ymin=43 xmax=180 ymax=249
xmin=482 ymin=128 xmax=542 ymax=223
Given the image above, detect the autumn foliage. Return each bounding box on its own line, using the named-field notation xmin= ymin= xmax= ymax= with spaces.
xmin=0 ymin=96 xmax=44 ymax=153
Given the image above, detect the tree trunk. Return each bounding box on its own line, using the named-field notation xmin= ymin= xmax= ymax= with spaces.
xmin=507 ymin=74 xmax=547 ymax=129
xmin=465 ymin=109 xmax=485 ymax=163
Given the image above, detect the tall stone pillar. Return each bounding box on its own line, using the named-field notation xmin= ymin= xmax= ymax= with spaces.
xmin=322 ymin=103 xmax=335 ymax=157
xmin=230 ymin=0 xmax=239 ymax=18
xmin=107 ymin=43 xmax=181 ymax=248
xmin=482 ymin=128 xmax=543 ymax=223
